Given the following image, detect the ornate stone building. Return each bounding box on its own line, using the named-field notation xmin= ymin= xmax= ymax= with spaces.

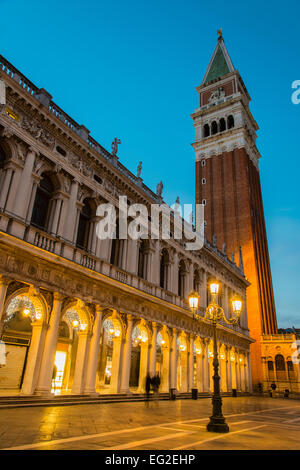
xmin=261 ymin=331 xmax=300 ymax=394
xmin=0 ymin=53 xmax=253 ymax=397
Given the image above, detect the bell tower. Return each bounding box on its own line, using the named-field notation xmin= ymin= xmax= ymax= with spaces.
xmin=192 ymin=32 xmax=278 ymax=386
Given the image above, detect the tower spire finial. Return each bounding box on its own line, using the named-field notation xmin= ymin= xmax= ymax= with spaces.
xmin=217 ymin=28 xmax=223 ymax=40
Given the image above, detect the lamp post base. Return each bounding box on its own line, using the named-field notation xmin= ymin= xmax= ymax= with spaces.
xmin=207 ymin=416 xmax=229 ymax=433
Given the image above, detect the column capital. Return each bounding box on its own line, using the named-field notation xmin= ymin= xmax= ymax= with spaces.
xmin=95 ymin=305 xmax=105 ymax=314
xmin=28 ymin=146 xmax=39 ymax=157
xmin=127 ymin=314 xmax=134 ymax=323
xmin=28 ymin=285 xmax=40 ymax=296
xmin=0 ymin=274 xmax=11 ymax=287
xmin=152 ymin=321 xmax=157 ymax=329
xmin=53 ymin=292 xmax=65 ymax=302
xmin=77 ymin=330 xmax=90 ymax=338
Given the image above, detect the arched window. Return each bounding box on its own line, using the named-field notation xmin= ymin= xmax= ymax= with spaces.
xmin=31 ymin=173 xmax=54 ymax=230
xmin=178 ymin=260 xmax=187 ymax=298
xmin=268 ymin=360 xmax=274 ymax=381
xmin=275 ymin=354 xmax=285 ymax=371
xmin=110 ymin=219 xmax=124 ymax=268
xmin=160 ymin=248 xmax=169 ymax=290
xmin=193 ymin=269 xmax=201 ymax=293
xmin=275 ymin=354 xmax=286 ymax=381
xmin=227 ymin=115 xmax=234 ymax=129
xmin=138 ymin=240 xmax=148 ymax=280
xmin=219 ymin=118 xmax=226 ymax=132
xmin=0 ymin=145 xmax=6 ymax=170
xmin=203 ymin=124 xmax=210 ymax=138
xmin=287 ymin=361 xmax=295 ymax=380
xmin=76 ymin=198 xmax=92 ymax=250
xmin=211 ymin=121 xmax=218 ymax=135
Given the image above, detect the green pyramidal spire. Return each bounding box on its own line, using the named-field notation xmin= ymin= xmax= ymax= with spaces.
xmin=202 ymin=32 xmax=235 ymax=85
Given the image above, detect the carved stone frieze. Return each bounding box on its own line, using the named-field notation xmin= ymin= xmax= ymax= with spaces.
xmin=22 ymin=115 xmax=55 ymax=149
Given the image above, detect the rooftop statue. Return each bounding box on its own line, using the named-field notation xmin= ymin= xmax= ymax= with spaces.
xmin=156 ymin=180 xmax=163 ymax=197
xmin=137 ymin=161 xmax=142 ymax=178
xmin=111 ymin=137 xmax=121 ymax=156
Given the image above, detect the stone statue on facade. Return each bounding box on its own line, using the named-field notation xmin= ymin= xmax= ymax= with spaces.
xmin=111 ymin=138 xmax=121 ymax=156
xmin=156 ymin=181 xmax=163 ymax=197
xmin=137 ymin=161 xmax=142 ymax=178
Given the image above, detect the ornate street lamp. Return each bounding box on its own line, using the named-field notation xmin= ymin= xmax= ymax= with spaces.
xmin=188 ymin=282 xmax=243 ymax=433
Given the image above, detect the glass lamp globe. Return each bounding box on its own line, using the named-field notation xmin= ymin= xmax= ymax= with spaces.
xmin=209 ymin=282 xmax=220 ymax=295
xmin=188 ymin=291 xmax=199 ymax=311
xmin=232 ymin=297 xmax=242 ymax=315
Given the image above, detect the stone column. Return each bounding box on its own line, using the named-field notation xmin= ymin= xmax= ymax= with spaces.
xmin=224 ymin=286 xmax=229 ymax=317
xmin=50 ymin=196 xmax=64 ymax=236
xmin=13 ymin=147 xmax=37 ymax=219
xmin=125 ymin=239 xmax=139 ymax=274
xmin=240 ymin=353 xmax=246 ymax=391
xmin=188 ymin=334 xmax=194 ymax=391
xmin=196 ymin=351 xmax=202 ymax=392
xmin=202 ymin=339 xmax=210 ymax=392
xmin=83 ymin=306 xmax=103 ymax=395
xmin=120 ymin=314 xmax=133 ymax=393
xmin=35 ymin=293 xmax=64 ymax=395
xmin=72 ymin=331 xmax=90 ymax=394
xmin=25 ymin=177 xmax=39 ymax=222
xmin=137 ymin=342 xmax=149 ymax=392
xmin=0 ymin=166 xmax=14 ymax=210
xmin=235 ymin=352 xmax=241 ymax=391
xmin=21 ymin=321 xmax=47 ymax=395
xmin=247 ymin=351 xmax=253 ymax=392
xmin=179 ymin=344 xmax=188 ymax=393
xmin=219 ymin=345 xmax=227 ymax=392
xmin=226 ymin=346 xmax=233 ymax=392
xmin=170 ymin=328 xmax=178 ymax=389
xmin=110 ymin=336 xmax=123 ymax=393
xmin=0 ymin=275 xmax=10 ymax=336
xmin=149 ymin=322 xmax=157 ymax=377
xmin=63 ymin=180 xmax=79 ymax=243
xmin=161 ymin=342 xmax=170 ymax=393
xmin=201 ymin=271 xmax=207 ymax=309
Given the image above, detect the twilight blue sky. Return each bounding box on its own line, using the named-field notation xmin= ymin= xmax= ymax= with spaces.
xmin=1 ymin=0 xmax=299 ymax=327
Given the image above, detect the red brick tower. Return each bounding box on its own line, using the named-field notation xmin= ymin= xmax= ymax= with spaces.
xmin=192 ymin=32 xmax=278 ymax=386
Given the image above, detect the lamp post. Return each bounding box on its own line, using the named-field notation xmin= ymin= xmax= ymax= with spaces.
xmin=188 ymin=283 xmax=243 ymax=433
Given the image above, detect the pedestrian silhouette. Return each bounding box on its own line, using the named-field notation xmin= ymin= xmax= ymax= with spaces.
xmin=145 ymin=373 xmax=151 ymax=407
xmin=152 ymin=373 xmax=161 ymax=406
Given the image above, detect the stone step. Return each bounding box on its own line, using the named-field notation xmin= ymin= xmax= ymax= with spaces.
xmin=0 ymin=391 xmax=250 ymax=409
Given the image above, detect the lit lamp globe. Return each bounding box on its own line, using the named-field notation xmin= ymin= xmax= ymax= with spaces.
xmin=23 ymin=308 xmax=31 ymax=317
xmin=232 ymin=297 xmax=243 ymax=316
xmin=209 ymin=281 xmax=220 ymax=295
xmin=188 ymin=291 xmax=199 ymax=312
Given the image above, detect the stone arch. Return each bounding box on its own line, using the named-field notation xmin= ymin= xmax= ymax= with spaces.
xmin=51 ymin=299 xmax=92 ymax=394
xmin=0 ymin=287 xmax=49 ymax=392
xmin=96 ymin=309 xmax=124 ymax=392
xmin=61 ymin=299 xmax=92 ymax=334
xmin=3 ymin=286 xmax=48 ymax=326
xmin=0 ymin=137 xmax=14 ymax=165
xmin=130 ymin=318 xmax=150 ymax=391
xmin=203 ymin=123 xmax=210 ymax=137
